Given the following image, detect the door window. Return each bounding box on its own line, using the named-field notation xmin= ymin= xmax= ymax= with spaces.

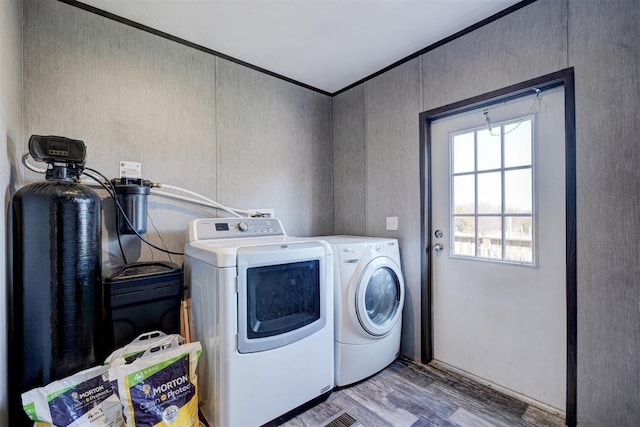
xmin=450 ymin=116 xmax=535 ymax=264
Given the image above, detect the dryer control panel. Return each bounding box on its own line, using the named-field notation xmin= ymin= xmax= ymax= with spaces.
xmin=188 ymin=217 xmax=284 ymax=241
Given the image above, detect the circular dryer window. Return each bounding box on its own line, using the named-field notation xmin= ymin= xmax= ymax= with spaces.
xmin=355 ymin=258 xmax=404 ymax=336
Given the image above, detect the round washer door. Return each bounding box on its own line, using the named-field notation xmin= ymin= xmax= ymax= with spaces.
xmin=355 ymin=256 xmax=404 ymax=336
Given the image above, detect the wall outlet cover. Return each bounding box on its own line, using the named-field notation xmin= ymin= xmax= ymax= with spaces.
xmin=386 ymin=216 xmax=398 ymax=231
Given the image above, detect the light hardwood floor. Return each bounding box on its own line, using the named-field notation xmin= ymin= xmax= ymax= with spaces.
xmin=277 ymin=357 xmax=565 ymax=427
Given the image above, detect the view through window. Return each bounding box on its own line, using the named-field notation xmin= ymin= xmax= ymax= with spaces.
xmin=450 ymin=115 xmax=535 ymax=264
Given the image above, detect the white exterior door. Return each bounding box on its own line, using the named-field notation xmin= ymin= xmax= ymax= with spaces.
xmin=431 ymin=88 xmax=566 ymax=410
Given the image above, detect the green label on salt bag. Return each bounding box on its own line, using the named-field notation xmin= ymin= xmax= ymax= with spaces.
xmin=23 ymin=402 xmax=38 ymax=422
xmin=125 ymin=353 xmax=184 ymax=388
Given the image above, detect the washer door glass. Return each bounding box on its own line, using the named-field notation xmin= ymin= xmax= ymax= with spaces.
xmin=356 ymin=259 xmax=404 ymax=336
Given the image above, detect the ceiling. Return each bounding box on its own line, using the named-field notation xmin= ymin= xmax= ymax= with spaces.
xmin=78 ymin=0 xmax=522 ymax=94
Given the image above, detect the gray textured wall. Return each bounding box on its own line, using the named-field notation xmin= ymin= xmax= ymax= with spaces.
xmin=421 ymin=0 xmax=567 ymax=111
xmin=0 ymin=1 xmax=23 ymax=423
xmin=569 ymin=0 xmax=640 ymax=425
xmin=23 ymin=0 xmax=218 ymax=270
xmin=332 ymin=0 xmax=640 ymax=424
xmin=332 ymin=85 xmax=366 ymax=235
xmin=21 ymin=0 xmax=333 ymax=274
xmin=216 ymin=58 xmax=332 ymax=235
xmin=365 ymin=58 xmax=423 ymax=358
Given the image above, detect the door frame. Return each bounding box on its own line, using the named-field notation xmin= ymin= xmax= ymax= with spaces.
xmin=419 ymin=68 xmax=576 ymax=426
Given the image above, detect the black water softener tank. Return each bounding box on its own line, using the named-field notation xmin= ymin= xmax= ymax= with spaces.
xmin=9 ymin=135 xmax=103 ymax=426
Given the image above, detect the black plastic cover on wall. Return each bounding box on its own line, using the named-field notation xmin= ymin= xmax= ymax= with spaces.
xmin=104 ymin=261 xmax=184 ymax=352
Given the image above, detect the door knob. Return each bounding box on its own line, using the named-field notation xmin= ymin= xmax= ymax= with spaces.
xmin=433 ymin=243 xmax=444 ymax=253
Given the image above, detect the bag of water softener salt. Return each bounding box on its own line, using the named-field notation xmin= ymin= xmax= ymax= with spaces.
xmin=109 ymin=341 xmax=202 ymax=427
xmin=21 ymin=365 xmax=124 ymax=427
xmin=105 ymin=331 xmax=184 ymax=365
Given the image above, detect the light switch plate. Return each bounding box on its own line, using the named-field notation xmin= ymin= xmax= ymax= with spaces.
xmin=386 ymin=216 xmax=398 ymax=231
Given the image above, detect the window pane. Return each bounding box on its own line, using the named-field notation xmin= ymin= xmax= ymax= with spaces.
xmin=477 ymin=172 xmax=501 ymax=214
xmin=477 ymin=216 xmax=502 ymax=259
xmin=477 ymin=128 xmax=501 ymax=171
xmin=504 ymin=119 xmax=532 ymax=167
xmin=452 ymin=132 xmax=474 ymax=173
xmin=448 ymin=114 xmax=535 ymax=265
xmin=453 ymin=216 xmax=475 ymax=257
xmin=505 ymin=216 xmax=533 ymax=262
xmin=505 ymin=168 xmax=532 ymax=213
xmin=453 ymin=175 xmax=475 ymax=214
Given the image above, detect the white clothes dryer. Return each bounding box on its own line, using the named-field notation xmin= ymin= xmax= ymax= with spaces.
xmin=185 ymin=218 xmax=334 ymax=426
xmin=320 ymin=236 xmax=405 ymax=387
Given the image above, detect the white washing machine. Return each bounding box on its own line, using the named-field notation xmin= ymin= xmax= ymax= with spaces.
xmin=320 ymin=236 xmax=405 ymax=387
xmin=184 ymin=218 xmax=334 ymax=426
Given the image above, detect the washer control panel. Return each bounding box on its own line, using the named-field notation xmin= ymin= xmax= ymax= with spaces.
xmin=189 ymin=217 xmax=284 ymax=241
